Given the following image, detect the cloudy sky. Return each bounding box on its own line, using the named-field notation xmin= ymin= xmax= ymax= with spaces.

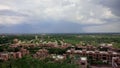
xmin=0 ymin=0 xmax=120 ymax=33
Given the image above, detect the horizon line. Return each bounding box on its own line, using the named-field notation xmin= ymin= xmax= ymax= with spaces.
xmin=0 ymin=32 xmax=120 ymax=35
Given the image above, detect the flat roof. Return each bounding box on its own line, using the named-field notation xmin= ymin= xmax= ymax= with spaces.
xmin=81 ymin=57 xmax=87 ymax=60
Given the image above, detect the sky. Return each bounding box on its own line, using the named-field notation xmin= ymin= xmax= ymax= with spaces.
xmin=0 ymin=0 xmax=120 ymax=33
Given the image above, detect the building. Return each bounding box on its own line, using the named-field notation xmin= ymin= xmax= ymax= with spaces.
xmin=77 ymin=57 xmax=87 ymax=68
xmin=66 ymin=49 xmax=120 ymax=63
xmin=16 ymin=52 xmax=22 ymax=58
xmin=51 ymin=54 xmax=66 ymax=61
xmin=20 ymin=48 xmax=29 ymax=56
xmin=0 ymin=52 xmax=22 ymax=61
xmin=112 ymin=57 xmax=120 ymax=68
xmin=0 ymin=53 xmax=9 ymax=61
xmin=76 ymin=45 xmax=96 ymax=51
xmin=33 ymin=49 xmax=49 ymax=59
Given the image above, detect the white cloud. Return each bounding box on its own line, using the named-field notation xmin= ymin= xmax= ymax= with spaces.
xmin=0 ymin=16 xmax=25 ymax=25
xmin=0 ymin=0 xmax=120 ymax=33
xmin=0 ymin=5 xmax=11 ymax=10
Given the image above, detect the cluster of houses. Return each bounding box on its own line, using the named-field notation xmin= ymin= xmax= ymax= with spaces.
xmin=0 ymin=48 xmax=29 ymax=61
xmin=33 ymin=49 xmax=49 ymax=59
xmin=66 ymin=44 xmax=120 ymax=68
xmin=0 ymin=38 xmax=120 ymax=68
xmin=11 ymin=43 xmax=71 ymax=49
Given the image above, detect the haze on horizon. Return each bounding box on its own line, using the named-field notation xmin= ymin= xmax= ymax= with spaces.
xmin=0 ymin=0 xmax=120 ymax=33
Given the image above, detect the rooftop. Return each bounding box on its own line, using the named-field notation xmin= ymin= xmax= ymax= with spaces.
xmin=81 ymin=57 xmax=87 ymax=61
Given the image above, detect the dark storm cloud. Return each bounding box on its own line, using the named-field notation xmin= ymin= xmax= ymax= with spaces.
xmin=0 ymin=20 xmax=84 ymax=33
xmin=100 ymin=0 xmax=120 ymax=16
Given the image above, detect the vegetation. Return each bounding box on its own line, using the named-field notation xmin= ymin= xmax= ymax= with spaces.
xmin=48 ymin=48 xmax=67 ymax=54
xmin=0 ymin=33 xmax=120 ymax=68
xmin=0 ymin=34 xmax=120 ymax=48
xmin=0 ymin=56 xmax=78 ymax=68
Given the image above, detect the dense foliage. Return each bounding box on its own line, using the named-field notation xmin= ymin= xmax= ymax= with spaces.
xmin=48 ymin=48 xmax=67 ymax=54
xmin=0 ymin=56 xmax=78 ymax=68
